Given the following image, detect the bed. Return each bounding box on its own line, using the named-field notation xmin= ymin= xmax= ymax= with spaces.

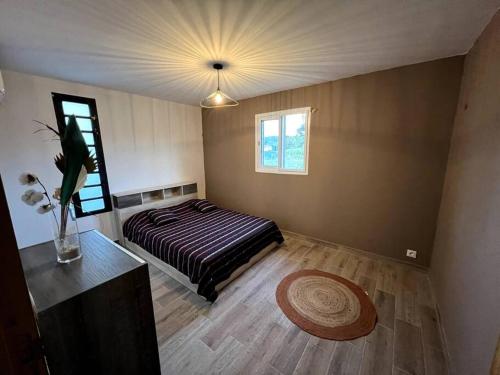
xmin=114 ymin=185 xmax=283 ymax=301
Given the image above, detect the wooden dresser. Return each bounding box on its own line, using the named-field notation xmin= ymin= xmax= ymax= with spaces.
xmin=19 ymin=230 xmax=160 ymax=375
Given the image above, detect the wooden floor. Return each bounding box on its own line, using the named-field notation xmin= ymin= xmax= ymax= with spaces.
xmin=149 ymin=232 xmax=448 ymax=375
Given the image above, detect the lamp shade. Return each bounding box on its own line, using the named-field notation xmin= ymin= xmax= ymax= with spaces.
xmin=200 ymin=89 xmax=238 ymax=108
xmin=200 ymin=63 xmax=239 ymax=108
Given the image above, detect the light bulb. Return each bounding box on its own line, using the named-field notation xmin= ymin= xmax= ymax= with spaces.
xmin=214 ymin=92 xmax=223 ymax=104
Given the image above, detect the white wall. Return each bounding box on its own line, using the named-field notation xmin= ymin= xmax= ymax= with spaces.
xmin=0 ymin=70 xmax=205 ymax=248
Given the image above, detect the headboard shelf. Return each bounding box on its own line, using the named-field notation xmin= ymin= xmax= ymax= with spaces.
xmin=112 ymin=182 xmax=197 ymax=209
xmin=164 ymin=186 xmax=182 ymax=198
xmin=112 ymin=181 xmax=199 ymax=244
xmin=142 ymin=190 xmax=164 ymax=204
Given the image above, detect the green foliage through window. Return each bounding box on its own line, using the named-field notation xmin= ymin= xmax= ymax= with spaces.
xmin=256 ymin=108 xmax=309 ymax=174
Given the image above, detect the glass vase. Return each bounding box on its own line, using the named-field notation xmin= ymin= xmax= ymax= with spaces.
xmin=50 ymin=204 xmax=82 ymax=263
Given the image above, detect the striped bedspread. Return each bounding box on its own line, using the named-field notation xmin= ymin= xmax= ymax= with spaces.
xmin=123 ymin=200 xmax=284 ymax=301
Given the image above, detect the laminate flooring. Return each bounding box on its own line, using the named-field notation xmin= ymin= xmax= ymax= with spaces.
xmin=148 ymin=232 xmax=448 ymax=375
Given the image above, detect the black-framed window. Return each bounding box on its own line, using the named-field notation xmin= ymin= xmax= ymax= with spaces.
xmin=52 ymin=93 xmax=112 ymax=218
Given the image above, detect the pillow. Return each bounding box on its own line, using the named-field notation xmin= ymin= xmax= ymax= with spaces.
xmin=148 ymin=209 xmax=179 ymax=226
xmin=192 ymin=199 xmax=217 ymax=213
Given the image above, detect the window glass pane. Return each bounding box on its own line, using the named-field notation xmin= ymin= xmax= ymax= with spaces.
xmin=79 ymin=186 xmax=103 ymax=200
xmin=87 ymin=147 xmax=99 ymax=171
xmin=82 ymin=132 xmax=95 ymax=145
xmin=86 ymin=173 xmax=101 ymax=186
xmin=81 ymin=199 xmax=105 ymax=213
xmin=66 ymin=116 xmax=93 ymax=131
xmin=62 ymin=101 xmax=90 ymax=117
xmin=261 ymin=119 xmax=279 ymax=168
xmin=283 ymin=113 xmax=306 ymax=170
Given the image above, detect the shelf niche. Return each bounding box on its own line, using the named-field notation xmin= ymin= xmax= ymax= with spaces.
xmin=112 ymin=182 xmax=198 ymax=209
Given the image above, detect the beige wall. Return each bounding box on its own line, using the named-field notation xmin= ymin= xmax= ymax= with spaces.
xmin=203 ymin=57 xmax=463 ymax=266
xmin=430 ymin=12 xmax=500 ymax=375
xmin=0 ymin=70 xmax=205 ymax=248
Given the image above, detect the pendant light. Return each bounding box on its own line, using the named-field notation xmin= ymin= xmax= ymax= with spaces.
xmin=200 ymin=63 xmax=238 ymax=108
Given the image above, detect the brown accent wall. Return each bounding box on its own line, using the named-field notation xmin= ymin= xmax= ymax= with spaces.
xmin=430 ymin=12 xmax=500 ymax=375
xmin=202 ymin=57 xmax=463 ymax=266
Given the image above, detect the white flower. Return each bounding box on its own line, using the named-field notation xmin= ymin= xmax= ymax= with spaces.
xmin=37 ymin=203 xmax=56 ymax=214
xmin=21 ymin=189 xmax=44 ymax=205
xmin=53 ymin=187 xmax=61 ymax=201
xmin=19 ymin=172 xmax=38 ymax=185
xmin=31 ymin=191 xmax=44 ymax=203
xmin=21 ymin=189 xmax=36 ymax=205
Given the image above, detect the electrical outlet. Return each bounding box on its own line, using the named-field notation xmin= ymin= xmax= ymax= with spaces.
xmin=406 ymin=249 xmax=417 ymax=259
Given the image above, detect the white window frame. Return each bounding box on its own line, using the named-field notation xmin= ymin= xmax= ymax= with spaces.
xmin=255 ymin=107 xmax=311 ymax=175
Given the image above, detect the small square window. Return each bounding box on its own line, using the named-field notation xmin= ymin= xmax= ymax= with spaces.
xmin=255 ymin=107 xmax=310 ymax=175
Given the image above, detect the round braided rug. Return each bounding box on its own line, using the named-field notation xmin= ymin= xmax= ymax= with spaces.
xmin=276 ymin=269 xmax=377 ymax=340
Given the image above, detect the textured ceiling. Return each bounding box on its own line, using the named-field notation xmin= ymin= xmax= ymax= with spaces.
xmin=0 ymin=0 xmax=498 ymax=105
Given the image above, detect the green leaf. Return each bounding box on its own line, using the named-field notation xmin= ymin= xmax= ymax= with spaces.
xmin=59 ymin=115 xmax=91 ymax=207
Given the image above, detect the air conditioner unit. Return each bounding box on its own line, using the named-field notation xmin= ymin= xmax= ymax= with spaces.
xmin=0 ymin=70 xmax=5 ymax=103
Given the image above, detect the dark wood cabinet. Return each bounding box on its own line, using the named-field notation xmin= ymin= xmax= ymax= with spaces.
xmin=19 ymin=230 xmax=160 ymax=375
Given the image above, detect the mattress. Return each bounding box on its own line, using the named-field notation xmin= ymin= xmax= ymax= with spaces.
xmin=123 ymin=200 xmax=284 ymax=301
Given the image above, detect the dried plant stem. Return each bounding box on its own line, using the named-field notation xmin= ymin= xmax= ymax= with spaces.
xmin=32 ymin=120 xmax=60 ymax=136
xmin=36 ymin=177 xmax=59 ymax=229
xmin=60 ymin=204 xmax=69 ymax=240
